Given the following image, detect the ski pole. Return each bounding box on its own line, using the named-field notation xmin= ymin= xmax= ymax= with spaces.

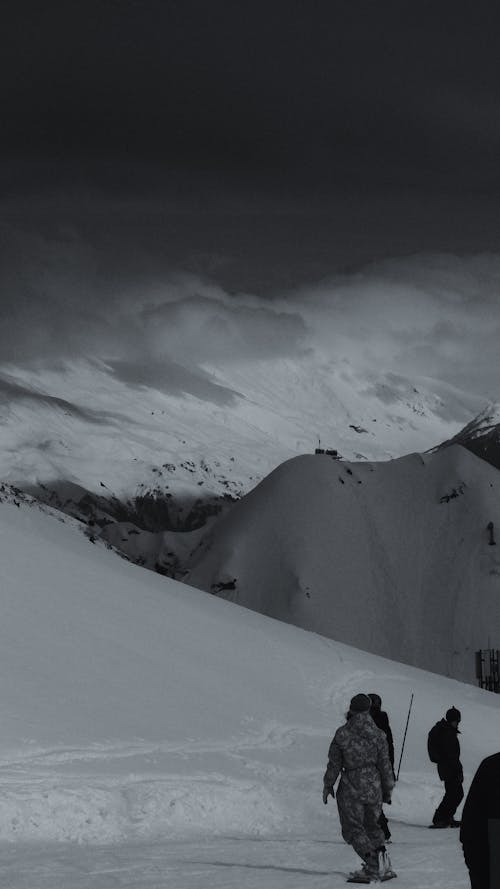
xmin=396 ymin=692 xmax=414 ymax=781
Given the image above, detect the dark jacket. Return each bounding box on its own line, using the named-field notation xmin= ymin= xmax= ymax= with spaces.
xmin=460 ymin=752 xmax=500 ymax=887
xmin=370 ymin=708 xmax=395 ymax=767
xmin=430 ymin=719 xmax=463 ymax=781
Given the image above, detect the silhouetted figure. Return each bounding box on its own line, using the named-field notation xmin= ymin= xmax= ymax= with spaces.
xmin=460 ymin=752 xmax=500 ymax=889
xmin=369 ymin=693 xmax=395 ymax=841
xmin=428 ymin=706 xmax=464 ymax=828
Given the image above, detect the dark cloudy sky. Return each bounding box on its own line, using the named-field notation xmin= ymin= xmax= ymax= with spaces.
xmin=2 ymin=1 xmax=500 ymax=407
xmin=4 ymin=0 xmax=500 ymax=192
xmin=3 ymin=1 xmax=500 ymax=301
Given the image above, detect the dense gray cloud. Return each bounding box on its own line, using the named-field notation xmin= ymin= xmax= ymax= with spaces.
xmin=2 ymin=3 xmax=500 ymax=419
xmin=1 ymin=217 xmax=500 ymax=406
xmin=0 ymin=223 xmax=309 ymax=368
xmin=292 ymin=254 xmax=500 ymax=400
xmin=138 ymin=293 xmax=308 ymax=363
xmin=0 ymin=224 xmax=123 ymax=362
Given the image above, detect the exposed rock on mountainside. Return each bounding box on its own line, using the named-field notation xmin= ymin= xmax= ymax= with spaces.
xmin=435 ymin=403 xmax=500 ymax=470
xmin=24 ymin=479 xmax=235 ymax=578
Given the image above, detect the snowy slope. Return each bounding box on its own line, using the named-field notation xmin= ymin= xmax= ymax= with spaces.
xmin=187 ymin=444 xmax=500 ymax=681
xmin=0 ymin=487 xmax=497 ymax=887
xmin=0 ymin=488 xmax=498 ymax=848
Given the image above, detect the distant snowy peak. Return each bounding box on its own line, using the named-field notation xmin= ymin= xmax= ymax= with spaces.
xmin=436 ymin=403 xmax=500 ymax=469
xmin=0 ymin=358 xmax=472 ymax=505
xmin=449 ymin=403 xmax=500 ymax=439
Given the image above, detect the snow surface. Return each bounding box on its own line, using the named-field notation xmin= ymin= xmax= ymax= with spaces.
xmin=0 ymin=491 xmax=496 ymax=886
xmin=187 ymin=444 xmax=500 ymax=682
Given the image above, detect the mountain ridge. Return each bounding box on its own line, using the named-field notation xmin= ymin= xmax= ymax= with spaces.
xmin=186 ymin=444 xmax=500 ymax=681
xmin=433 ymin=402 xmax=500 ymax=470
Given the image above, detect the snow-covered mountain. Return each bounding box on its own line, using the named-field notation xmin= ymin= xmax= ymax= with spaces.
xmin=3 ymin=249 xmax=500 ymax=592
xmin=0 ymin=483 xmax=496 ymax=888
xmin=0 ymin=355 xmax=482 ymax=570
xmin=3 ymin=351 xmax=500 ymax=685
xmin=186 ymin=444 xmax=500 ymax=682
xmin=435 ymin=403 xmax=500 ymax=470
xmin=0 ymin=356 xmax=479 ymax=501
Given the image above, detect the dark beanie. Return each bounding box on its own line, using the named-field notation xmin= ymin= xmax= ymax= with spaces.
xmin=369 ymin=693 xmax=382 ymax=710
xmin=446 ymin=706 xmax=461 ymax=723
xmin=350 ymin=693 xmax=372 ymax=713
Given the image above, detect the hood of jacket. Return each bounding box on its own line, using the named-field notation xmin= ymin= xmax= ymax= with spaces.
xmin=345 ymin=711 xmax=381 ymax=739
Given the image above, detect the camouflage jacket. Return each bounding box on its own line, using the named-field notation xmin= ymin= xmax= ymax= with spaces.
xmin=323 ymin=713 xmax=395 ymax=805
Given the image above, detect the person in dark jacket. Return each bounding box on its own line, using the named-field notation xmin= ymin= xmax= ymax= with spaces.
xmin=369 ymin=693 xmax=395 ymax=841
xmin=460 ymin=752 xmax=500 ymax=889
xmin=429 ymin=706 xmax=464 ymax=828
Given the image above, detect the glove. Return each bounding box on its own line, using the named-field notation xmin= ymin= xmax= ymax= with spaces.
xmin=323 ymin=786 xmax=334 ymax=804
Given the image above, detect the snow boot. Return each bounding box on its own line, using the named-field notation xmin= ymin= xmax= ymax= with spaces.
xmin=347 ymin=850 xmax=380 ymax=883
xmin=347 ymin=850 xmax=377 ymax=883
xmin=378 ymin=847 xmax=397 ymax=881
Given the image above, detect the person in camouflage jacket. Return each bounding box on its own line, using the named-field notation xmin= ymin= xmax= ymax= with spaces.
xmin=323 ymin=693 xmax=395 ymax=876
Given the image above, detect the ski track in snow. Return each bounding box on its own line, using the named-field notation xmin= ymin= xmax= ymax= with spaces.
xmin=0 ymin=719 xmax=326 ymax=769
xmin=0 ymin=730 xmax=473 ymax=888
xmin=0 ymin=723 xmax=330 ymax=844
xmin=0 ymin=828 xmax=470 ymax=888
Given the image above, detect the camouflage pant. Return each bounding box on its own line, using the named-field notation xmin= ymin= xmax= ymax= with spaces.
xmin=337 ymin=792 xmax=386 ymax=860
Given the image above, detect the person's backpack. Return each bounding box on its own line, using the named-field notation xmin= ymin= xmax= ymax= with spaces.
xmin=427 ymin=723 xmax=442 ymax=763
